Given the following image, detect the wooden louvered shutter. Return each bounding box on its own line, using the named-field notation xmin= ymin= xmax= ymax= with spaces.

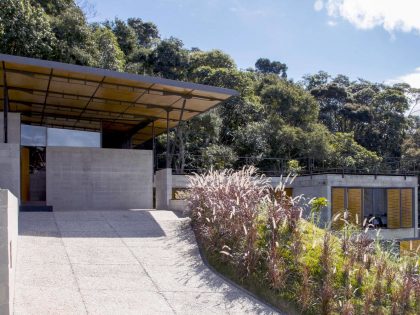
xmin=387 ymin=189 xmax=400 ymax=229
xmin=401 ymin=189 xmax=413 ymax=228
xmin=332 ymin=188 xmax=345 ymax=229
xmin=347 ymin=188 xmax=362 ymax=226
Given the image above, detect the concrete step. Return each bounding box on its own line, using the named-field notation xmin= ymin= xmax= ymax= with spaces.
xmin=19 ymin=205 xmax=53 ymax=212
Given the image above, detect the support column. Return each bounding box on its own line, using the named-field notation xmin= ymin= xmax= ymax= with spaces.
xmin=155 ymin=168 xmax=172 ymax=210
xmin=3 ymin=67 xmax=8 ymax=144
xmin=152 ymin=121 xmax=156 ymax=171
xmin=166 ymin=110 xmax=170 ymax=168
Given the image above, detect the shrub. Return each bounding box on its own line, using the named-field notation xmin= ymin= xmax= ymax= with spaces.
xmin=187 ymin=167 xmax=420 ymax=314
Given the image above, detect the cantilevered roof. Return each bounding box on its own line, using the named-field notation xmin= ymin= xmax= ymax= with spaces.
xmin=0 ymin=54 xmax=238 ymax=145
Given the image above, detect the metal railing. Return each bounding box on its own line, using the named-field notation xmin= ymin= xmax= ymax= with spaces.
xmin=155 ymin=154 xmax=420 ymax=177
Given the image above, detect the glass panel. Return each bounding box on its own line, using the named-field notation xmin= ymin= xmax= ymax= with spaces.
xmin=373 ymin=188 xmax=387 ymax=228
xmin=47 ymin=128 xmax=100 ymax=148
xmin=363 ymin=188 xmax=373 ymax=219
xmin=21 ymin=125 xmax=47 ymax=147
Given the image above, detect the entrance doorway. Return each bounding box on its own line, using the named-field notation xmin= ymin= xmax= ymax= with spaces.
xmin=20 ymin=147 xmax=46 ymax=205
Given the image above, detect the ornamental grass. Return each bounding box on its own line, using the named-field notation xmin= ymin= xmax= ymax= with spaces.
xmin=187 ymin=167 xmax=420 ymax=315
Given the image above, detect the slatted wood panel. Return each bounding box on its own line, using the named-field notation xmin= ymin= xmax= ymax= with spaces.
xmin=401 ymin=189 xmax=413 ymax=228
xmin=387 ymin=189 xmax=401 ymax=229
xmin=285 ymin=188 xmax=293 ymax=198
xmin=20 ymin=147 xmax=30 ymax=202
xmin=347 ymin=188 xmax=362 ymax=226
xmin=400 ymin=240 xmax=420 ymax=256
xmin=332 ymin=188 xmax=345 ymax=229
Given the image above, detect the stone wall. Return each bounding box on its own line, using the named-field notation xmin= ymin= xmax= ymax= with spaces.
xmin=46 ymin=147 xmax=153 ymax=210
xmin=0 ymin=190 xmax=18 ymax=315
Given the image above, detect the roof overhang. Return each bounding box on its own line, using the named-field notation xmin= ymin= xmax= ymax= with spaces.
xmin=0 ymin=54 xmax=238 ymax=145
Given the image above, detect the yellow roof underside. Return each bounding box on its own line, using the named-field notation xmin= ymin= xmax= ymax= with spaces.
xmin=0 ymin=54 xmax=237 ymax=145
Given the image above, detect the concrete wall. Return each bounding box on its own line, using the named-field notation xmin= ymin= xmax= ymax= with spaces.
xmin=0 ymin=144 xmax=20 ymax=199
xmin=0 ymin=190 xmax=18 ymax=315
xmin=0 ymin=113 xmax=21 ymax=144
xmin=29 ymin=170 xmax=46 ymax=202
xmin=155 ymin=168 xmax=172 ymax=210
xmin=46 ymin=147 xmax=153 ymax=211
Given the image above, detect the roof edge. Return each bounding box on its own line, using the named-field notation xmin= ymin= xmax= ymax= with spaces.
xmin=0 ymin=54 xmax=239 ymax=97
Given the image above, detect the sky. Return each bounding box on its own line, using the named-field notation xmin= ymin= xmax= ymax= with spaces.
xmin=88 ymin=0 xmax=420 ymax=88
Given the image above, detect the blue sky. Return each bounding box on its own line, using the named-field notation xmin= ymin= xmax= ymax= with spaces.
xmin=89 ymin=0 xmax=420 ymax=88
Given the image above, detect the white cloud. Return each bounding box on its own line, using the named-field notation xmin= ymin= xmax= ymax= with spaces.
xmin=315 ymin=0 xmax=420 ymax=34
xmin=314 ymin=0 xmax=324 ymax=11
xmin=388 ymin=67 xmax=420 ymax=89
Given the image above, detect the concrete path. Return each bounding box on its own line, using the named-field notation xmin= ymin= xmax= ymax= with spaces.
xmin=14 ymin=210 xmax=279 ymax=315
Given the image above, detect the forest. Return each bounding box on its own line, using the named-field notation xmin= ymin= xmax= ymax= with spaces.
xmin=1 ymin=0 xmax=419 ymax=174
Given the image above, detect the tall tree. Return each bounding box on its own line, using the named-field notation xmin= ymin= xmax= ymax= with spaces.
xmin=255 ymin=58 xmax=288 ymax=78
xmin=93 ymin=26 xmax=125 ymax=71
xmin=0 ymin=0 xmax=56 ymax=59
xmin=127 ymin=18 xmax=159 ymax=48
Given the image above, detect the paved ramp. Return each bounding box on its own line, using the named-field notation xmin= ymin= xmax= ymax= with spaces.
xmin=15 ymin=210 xmax=278 ymax=315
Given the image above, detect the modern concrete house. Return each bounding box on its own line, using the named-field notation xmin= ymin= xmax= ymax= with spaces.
xmin=0 ymin=54 xmax=238 ymax=211
xmin=167 ymin=173 xmax=419 ymax=240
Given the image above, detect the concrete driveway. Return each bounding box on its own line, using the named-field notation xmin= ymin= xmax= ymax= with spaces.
xmin=14 ymin=210 xmax=279 ymax=315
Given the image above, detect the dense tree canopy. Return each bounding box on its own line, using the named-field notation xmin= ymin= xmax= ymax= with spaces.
xmin=0 ymin=0 xmax=418 ymax=173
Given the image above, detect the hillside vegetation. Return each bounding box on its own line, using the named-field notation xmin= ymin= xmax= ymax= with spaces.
xmin=1 ymin=0 xmax=419 ymax=171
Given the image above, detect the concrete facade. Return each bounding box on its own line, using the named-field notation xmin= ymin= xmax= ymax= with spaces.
xmin=166 ymin=173 xmax=419 ymax=240
xmin=155 ymin=169 xmax=172 ymax=210
xmin=0 ymin=190 xmax=18 ymax=315
xmin=285 ymin=174 xmax=419 ymax=240
xmin=0 ymin=144 xmax=20 ymax=199
xmin=0 ymin=113 xmax=21 ymax=144
xmin=46 ymin=147 xmax=153 ymax=211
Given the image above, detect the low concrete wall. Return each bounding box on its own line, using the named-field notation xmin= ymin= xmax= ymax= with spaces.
xmin=0 ymin=113 xmax=21 ymax=144
xmin=0 ymin=190 xmax=18 ymax=315
xmin=169 ymin=199 xmax=189 ymax=213
xmin=0 ymin=144 xmax=20 ymax=199
xmin=368 ymin=228 xmax=416 ymax=240
xmin=155 ymin=169 xmax=172 ymax=210
xmin=46 ymin=147 xmax=153 ymax=210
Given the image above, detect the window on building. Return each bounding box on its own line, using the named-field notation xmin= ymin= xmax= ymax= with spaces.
xmin=331 ymin=187 xmax=414 ymax=230
xmin=363 ymin=188 xmax=387 ymax=227
xmin=21 ymin=124 xmax=100 ymax=148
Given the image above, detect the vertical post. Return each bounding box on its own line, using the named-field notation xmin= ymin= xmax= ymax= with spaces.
xmin=2 ymin=62 xmax=8 ymax=144
xmin=152 ymin=121 xmax=156 ymax=171
xmin=166 ymin=110 xmax=170 ymax=168
xmin=3 ymin=85 xmax=8 ymax=144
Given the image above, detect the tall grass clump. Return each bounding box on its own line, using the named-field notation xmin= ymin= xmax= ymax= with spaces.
xmin=187 ymin=167 xmax=420 ymax=314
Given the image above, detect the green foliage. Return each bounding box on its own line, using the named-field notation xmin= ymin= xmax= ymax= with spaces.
xmin=0 ymin=0 xmax=56 ymax=58
xmin=202 ymin=144 xmax=237 ymax=170
xmin=261 ymin=80 xmax=319 ymax=128
xmin=127 ymin=18 xmax=159 ymax=47
xmin=0 ymin=0 xmax=417 ymax=168
xmin=255 ymin=58 xmax=288 ymax=78
xmin=328 ymin=132 xmax=382 ymax=170
xmin=49 ymin=4 xmax=99 ymax=66
xmin=189 ymin=49 xmax=236 ymax=70
xmin=93 ymin=26 xmax=125 ymax=71
xmin=286 ymin=159 xmax=302 ymax=175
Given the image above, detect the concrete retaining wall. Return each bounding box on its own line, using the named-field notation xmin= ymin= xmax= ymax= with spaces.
xmin=0 ymin=144 xmax=20 ymax=199
xmin=0 ymin=190 xmax=18 ymax=315
xmin=46 ymin=147 xmax=153 ymax=210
